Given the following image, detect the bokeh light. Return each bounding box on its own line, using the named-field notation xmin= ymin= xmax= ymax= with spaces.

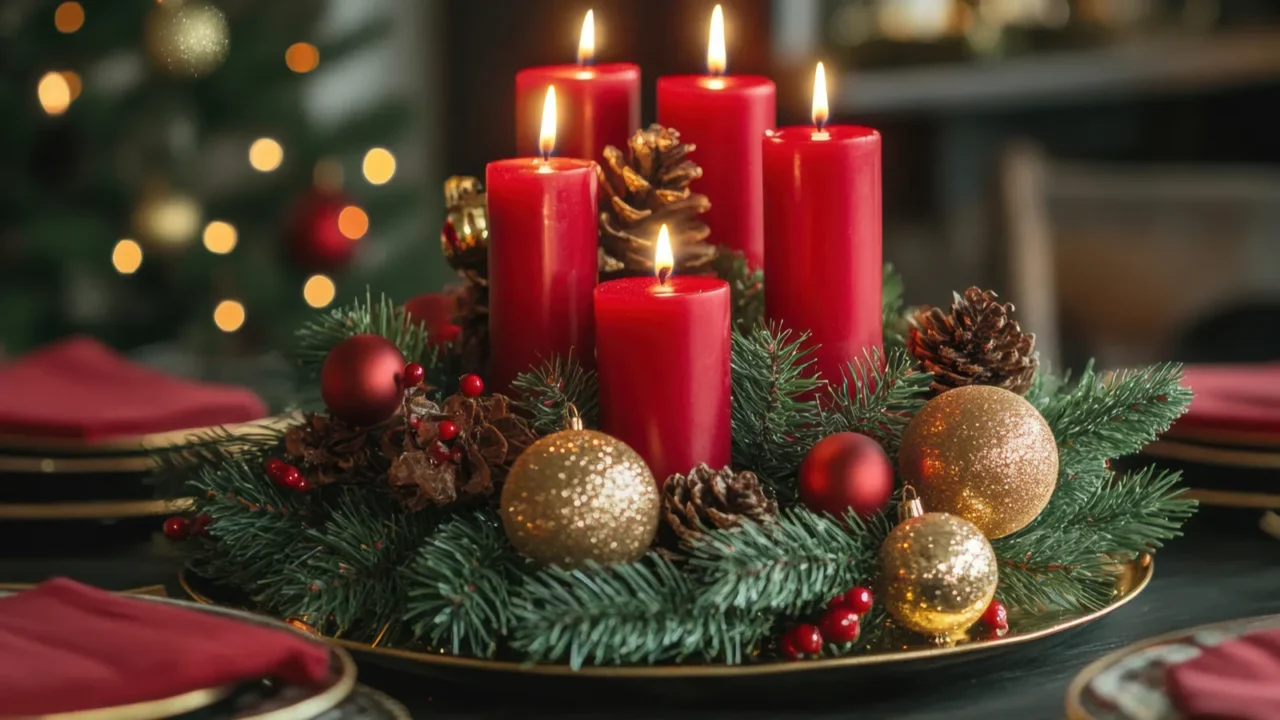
xmin=337 ymin=206 xmax=369 ymax=240
xmin=112 ymin=239 xmax=143 ymax=274
xmin=213 ymin=300 xmax=246 ymax=332
xmin=303 ymin=274 xmax=337 ymax=308
xmin=202 ymin=221 xmax=237 ymax=254
xmin=285 ymin=42 xmax=320 ymax=73
xmin=37 ymin=72 xmax=72 ymax=116
xmin=54 ymin=2 xmax=84 ymax=33
xmin=248 ymin=138 xmax=283 ymax=172
xmin=60 ymin=71 xmax=82 ymax=101
xmin=362 ymin=148 xmax=396 ymax=185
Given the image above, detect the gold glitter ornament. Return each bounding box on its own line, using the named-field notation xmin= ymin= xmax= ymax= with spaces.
xmin=500 ymin=410 xmax=659 ymax=569
xmin=879 ymin=490 xmax=998 ymax=641
xmin=145 ymin=1 xmax=230 ymax=78
xmin=898 ymin=385 xmax=1058 ymax=539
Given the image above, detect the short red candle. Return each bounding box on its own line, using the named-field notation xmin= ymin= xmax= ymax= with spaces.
xmin=595 ymin=275 xmax=731 ymax=486
xmin=486 ymin=157 xmax=598 ymax=394
xmin=763 ymin=125 xmax=882 ymax=385
xmin=516 ymin=63 xmax=640 ymax=160
xmin=657 ymin=77 xmax=775 ymax=267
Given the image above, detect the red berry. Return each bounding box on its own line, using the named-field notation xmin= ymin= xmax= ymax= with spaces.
xmin=779 ymin=634 xmax=802 ymax=660
xmin=982 ymin=599 xmax=1009 ymax=631
xmin=820 ymin=607 xmax=861 ymax=644
xmin=265 ymin=458 xmax=288 ymax=482
xmin=294 ymin=477 xmax=312 ymax=493
xmin=192 ymin=513 xmax=212 ymax=536
xmin=844 ymin=586 xmax=874 ymax=615
xmin=459 ymin=373 xmax=484 ymax=398
xmin=430 ymin=442 xmax=452 ymax=464
xmin=789 ymin=624 xmax=823 ymax=655
xmin=162 ymin=516 xmax=191 ymax=540
xmin=278 ymin=465 xmax=303 ymax=489
xmin=450 ymin=446 xmax=464 ymax=463
xmin=402 ymin=362 xmax=426 ymax=388
xmin=437 ymin=419 xmax=460 ymax=442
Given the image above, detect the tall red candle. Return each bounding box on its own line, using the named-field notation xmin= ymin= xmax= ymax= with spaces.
xmin=657 ymin=5 xmax=775 ymax=268
xmin=763 ymin=63 xmax=882 ymax=386
xmin=595 ymin=227 xmax=731 ymax=485
xmin=487 ymin=87 xmax=599 ymax=394
xmin=515 ymin=10 xmax=640 ymax=161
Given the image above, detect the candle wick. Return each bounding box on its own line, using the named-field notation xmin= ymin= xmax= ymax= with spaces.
xmin=658 ymin=267 xmax=672 ymax=286
xmin=710 ymin=67 xmax=724 ymax=79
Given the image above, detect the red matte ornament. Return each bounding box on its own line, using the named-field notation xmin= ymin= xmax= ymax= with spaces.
xmin=820 ymin=607 xmax=861 ymax=644
xmin=320 ymin=334 xmax=406 ymax=427
xmin=162 ymin=516 xmax=191 ymax=540
xmin=798 ymin=432 xmax=893 ymax=519
xmin=459 ymin=373 xmax=484 ymax=398
xmin=287 ymin=188 xmax=357 ymax=272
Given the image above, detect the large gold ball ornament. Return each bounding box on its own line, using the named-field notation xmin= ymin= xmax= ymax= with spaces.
xmin=898 ymin=385 xmax=1058 ymax=539
xmin=500 ymin=429 xmax=659 ymax=569
xmin=879 ymin=511 xmax=998 ymax=640
xmin=145 ymin=1 xmax=230 ymax=78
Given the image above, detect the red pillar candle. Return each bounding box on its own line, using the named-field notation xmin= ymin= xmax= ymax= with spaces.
xmin=487 ymin=87 xmax=599 ymax=394
xmin=763 ymin=63 xmax=882 ymax=386
xmin=595 ymin=226 xmax=731 ymax=486
xmin=657 ymin=5 xmax=775 ymax=268
xmin=515 ymin=10 xmax=640 ymax=161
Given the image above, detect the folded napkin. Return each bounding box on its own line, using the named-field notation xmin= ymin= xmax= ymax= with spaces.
xmin=0 ymin=336 xmax=266 ymax=442
xmin=0 ymin=578 xmax=331 ymax=716
xmin=1166 ymin=628 xmax=1280 ymax=720
xmin=1169 ymin=364 xmax=1280 ymax=439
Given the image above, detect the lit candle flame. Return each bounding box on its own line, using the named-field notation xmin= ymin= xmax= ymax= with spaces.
xmin=812 ymin=62 xmax=829 ymax=130
xmin=539 ymin=86 xmax=557 ymax=160
xmin=578 ymin=9 xmax=595 ymax=65
xmin=708 ymin=4 xmax=726 ymax=76
xmin=655 ymin=224 xmax=674 ymax=285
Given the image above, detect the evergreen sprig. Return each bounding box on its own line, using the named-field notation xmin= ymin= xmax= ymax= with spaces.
xmin=511 ymin=356 xmax=600 ymax=434
xmin=688 ymin=509 xmax=889 ymax=616
xmin=713 ymin=248 xmax=765 ymax=333
xmin=882 ymin=263 xmax=907 ymax=352
xmin=510 ymin=555 xmax=773 ymax=669
xmin=729 ymin=324 xmax=824 ymax=498
xmin=293 ymin=290 xmax=438 ymax=383
xmin=403 ymin=510 xmax=524 ymax=658
xmin=822 ymin=348 xmax=934 ymax=456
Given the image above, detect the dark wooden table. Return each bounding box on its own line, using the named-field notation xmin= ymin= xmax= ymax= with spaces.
xmin=2 ymin=509 xmax=1277 ymax=719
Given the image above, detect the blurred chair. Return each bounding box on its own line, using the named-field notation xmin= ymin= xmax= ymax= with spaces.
xmin=1000 ymin=140 xmax=1280 ymax=369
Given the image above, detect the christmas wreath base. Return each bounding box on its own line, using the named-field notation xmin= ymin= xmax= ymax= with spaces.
xmin=179 ymin=559 xmax=1150 ymax=690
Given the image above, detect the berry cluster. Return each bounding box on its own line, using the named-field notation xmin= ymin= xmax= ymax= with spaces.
xmin=162 ymin=513 xmax=210 ymax=540
xmin=779 ymin=585 xmax=874 ymax=660
xmin=265 ymin=457 xmax=311 ymax=492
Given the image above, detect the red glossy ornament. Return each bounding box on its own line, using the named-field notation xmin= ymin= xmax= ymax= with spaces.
xmin=402 ymin=362 xmax=426 ymax=388
xmin=789 ymin=624 xmax=823 ymax=656
xmin=192 ymin=513 xmax=212 ymax=536
xmin=798 ymin=432 xmax=893 ymax=519
xmin=437 ymin=420 xmax=460 ymax=442
xmin=820 ymin=607 xmax=861 ymax=644
xmin=843 ymin=586 xmax=874 ymax=615
xmin=982 ymin=599 xmax=1009 ymax=631
xmin=321 ymin=334 xmax=406 ymax=427
xmin=287 ymin=188 xmax=357 ymax=272
xmin=162 ymin=516 xmax=191 ymax=540
xmin=459 ymin=373 xmax=484 ymax=398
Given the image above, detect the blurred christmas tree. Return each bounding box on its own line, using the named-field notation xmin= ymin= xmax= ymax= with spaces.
xmin=0 ymin=0 xmax=432 ymax=357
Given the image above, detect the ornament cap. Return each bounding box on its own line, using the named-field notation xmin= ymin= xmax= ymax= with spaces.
xmin=563 ymin=403 xmax=585 ymax=431
xmin=899 ymin=485 xmax=924 ymax=523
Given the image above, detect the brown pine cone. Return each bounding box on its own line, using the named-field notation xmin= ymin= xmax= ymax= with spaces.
xmin=284 ymin=413 xmax=381 ymax=487
xmin=388 ymin=449 xmax=459 ymax=511
xmin=661 ymin=464 xmax=778 ymax=542
xmin=908 ymin=287 xmax=1038 ymax=396
xmin=597 ymin=125 xmax=716 ymax=280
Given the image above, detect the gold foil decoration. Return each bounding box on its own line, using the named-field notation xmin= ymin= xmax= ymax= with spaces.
xmin=441 ymin=176 xmax=488 ymax=273
xmin=500 ymin=427 xmax=659 ymax=569
xmin=898 ymin=385 xmax=1058 ymax=539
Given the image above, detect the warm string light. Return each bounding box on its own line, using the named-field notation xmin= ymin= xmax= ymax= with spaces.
xmin=202 ymin=221 xmax=237 ymax=254
xmin=338 ymin=206 xmax=369 ymax=240
xmin=248 ymin=138 xmax=283 ymax=172
xmin=578 ymin=10 xmax=595 ymax=65
xmin=285 ymin=42 xmax=320 ymax=73
xmin=213 ymin=300 xmax=246 ymax=333
xmin=654 ymin=224 xmax=674 ymax=285
xmin=812 ymin=62 xmax=830 ymax=132
xmin=707 ymin=5 xmax=726 ymax=76
xmin=37 ymin=72 xmax=72 ymax=116
xmin=303 ymin=274 xmax=337 ymax=308
xmin=362 ymin=148 xmax=396 ymax=185
xmin=60 ymin=71 xmax=82 ymax=101
xmin=54 ymin=2 xmax=84 ymax=33
xmin=112 ymin=239 xmax=143 ymax=274
xmin=538 ymin=86 xmax=557 ymax=161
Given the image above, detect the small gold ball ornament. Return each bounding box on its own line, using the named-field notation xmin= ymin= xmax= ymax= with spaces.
xmin=500 ymin=409 xmax=659 ymax=569
xmin=146 ymin=1 xmax=230 ymax=78
xmin=879 ymin=490 xmax=998 ymax=641
xmin=898 ymin=385 xmax=1058 ymax=539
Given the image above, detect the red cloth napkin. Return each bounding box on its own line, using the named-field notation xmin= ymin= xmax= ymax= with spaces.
xmin=0 ymin=336 xmax=266 ymax=442
xmin=0 ymin=578 xmax=331 ymax=715
xmin=1169 ymin=364 xmax=1280 ymax=439
xmin=1167 ymin=628 xmax=1280 ymax=720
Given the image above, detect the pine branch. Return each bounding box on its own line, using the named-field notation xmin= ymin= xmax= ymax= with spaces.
xmin=882 ymin=263 xmax=907 ymax=352
xmin=511 ymin=356 xmax=599 ymax=434
xmin=688 ymin=508 xmax=889 ymax=616
xmin=730 ymin=324 xmax=824 ymax=499
xmin=993 ymin=466 xmax=1196 ymax=611
xmin=402 ymin=509 xmax=524 ymax=658
xmin=293 ymin=290 xmax=438 ymax=383
xmin=510 ymin=555 xmax=773 ymax=669
xmin=1041 ymin=361 xmax=1191 ymax=467
xmin=713 ymin=248 xmax=765 ymax=334
xmin=822 ymin=348 xmax=934 ymax=456
xmin=148 ymin=421 xmax=285 ymax=498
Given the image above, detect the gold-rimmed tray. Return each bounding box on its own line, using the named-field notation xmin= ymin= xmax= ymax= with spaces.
xmin=0 ymin=415 xmax=295 ymax=456
xmin=1145 ymin=439 xmax=1280 ymax=470
xmin=180 ymin=558 xmax=1152 ymax=689
xmin=0 ymin=587 xmax=357 ymax=720
xmin=0 ymin=497 xmax=193 ymax=521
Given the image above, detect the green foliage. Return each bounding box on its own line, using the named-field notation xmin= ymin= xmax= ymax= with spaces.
xmin=403 ymin=510 xmax=524 ymax=658
xmin=882 ymin=263 xmax=907 ymax=351
xmin=713 ymin=249 xmax=765 ymax=334
xmin=822 ymin=348 xmax=934 ymax=456
xmin=511 ymin=356 xmax=600 ymax=434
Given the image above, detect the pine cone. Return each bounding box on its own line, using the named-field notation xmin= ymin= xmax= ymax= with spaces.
xmin=284 ymin=413 xmax=381 ymax=486
xmin=453 ymin=272 xmax=489 ymax=376
xmin=597 ymin=125 xmax=716 ymax=280
xmin=908 ymin=287 xmax=1038 ymax=396
xmin=388 ymin=449 xmax=459 ymax=511
xmin=661 ymin=464 xmax=777 ymax=542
